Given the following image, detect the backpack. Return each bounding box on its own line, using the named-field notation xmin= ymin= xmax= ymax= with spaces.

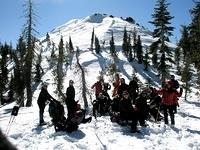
xmin=48 ymin=100 xmax=65 ymax=123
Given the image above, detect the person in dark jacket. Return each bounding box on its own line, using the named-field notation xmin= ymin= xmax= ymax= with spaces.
xmin=65 ymin=80 xmax=77 ymax=120
xmin=119 ymin=91 xmax=140 ymax=133
xmin=170 ymin=75 xmax=179 ymax=90
xmin=135 ymin=91 xmax=149 ymax=127
xmin=148 ymin=87 xmax=163 ymax=121
xmin=117 ymin=78 xmax=129 ymax=98
xmin=129 ymin=76 xmax=139 ymax=103
xmin=37 ymin=82 xmax=55 ymax=125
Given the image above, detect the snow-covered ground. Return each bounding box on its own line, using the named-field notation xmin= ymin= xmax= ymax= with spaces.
xmin=0 ymin=14 xmax=200 ymax=150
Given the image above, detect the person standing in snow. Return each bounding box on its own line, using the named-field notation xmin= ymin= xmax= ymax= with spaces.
xmin=170 ymin=75 xmax=179 ymax=90
xmin=153 ymin=81 xmax=183 ymax=125
xmin=65 ymin=80 xmax=77 ymax=120
xmin=128 ymin=75 xmax=139 ymax=104
xmin=37 ymin=82 xmax=55 ymax=125
xmin=117 ymin=78 xmax=129 ymax=98
xmin=112 ymin=73 xmax=121 ymax=97
xmin=91 ymin=76 xmax=104 ymax=99
xmin=169 ymin=75 xmax=180 ymax=113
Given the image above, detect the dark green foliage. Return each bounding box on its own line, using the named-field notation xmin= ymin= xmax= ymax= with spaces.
xmin=95 ymin=36 xmax=101 ymax=54
xmin=136 ymin=35 xmax=143 ymax=64
xmin=174 ymin=46 xmax=181 ymax=75
xmin=188 ymin=1 xmax=200 ymax=93
xmin=51 ymin=42 xmax=56 ymax=58
xmin=132 ymin=28 xmax=137 ymax=58
xmin=128 ymin=35 xmax=133 ymax=62
xmin=22 ymin=0 xmax=38 ymax=107
xmin=122 ymin=27 xmax=129 ymax=56
xmin=35 ymin=49 xmax=43 ymax=82
xmin=143 ymin=46 xmax=150 ymax=71
xmin=149 ymin=0 xmax=174 ymax=41
xmin=188 ymin=1 xmax=200 ymax=68
xmin=0 ymin=43 xmax=10 ymax=83
xmin=149 ymin=39 xmax=160 ymax=66
xmin=56 ymin=36 xmax=64 ymax=99
xmin=150 ymin=0 xmax=174 ymax=82
xmin=109 ymin=31 xmax=116 ymax=56
xmin=75 ymin=47 xmax=88 ymax=108
xmin=178 ymin=26 xmax=190 ymax=61
xmin=69 ymin=36 xmax=74 ymax=53
xmin=46 ymin=32 xmax=51 ymax=47
xmin=181 ymin=57 xmax=192 ymax=101
xmin=90 ymin=28 xmax=95 ymax=51
xmin=13 ymin=37 xmax=26 ymax=105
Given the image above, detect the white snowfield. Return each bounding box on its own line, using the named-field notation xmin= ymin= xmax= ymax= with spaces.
xmin=0 ymin=13 xmax=200 ymax=150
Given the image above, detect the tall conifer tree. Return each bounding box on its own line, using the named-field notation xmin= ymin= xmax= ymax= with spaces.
xmin=149 ymin=0 xmax=174 ymax=83
xmin=22 ymin=0 xmax=38 ymax=106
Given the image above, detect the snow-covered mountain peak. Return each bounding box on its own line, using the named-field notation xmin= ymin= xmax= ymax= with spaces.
xmin=43 ymin=13 xmax=155 ymax=50
xmin=83 ymin=13 xmax=108 ymax=23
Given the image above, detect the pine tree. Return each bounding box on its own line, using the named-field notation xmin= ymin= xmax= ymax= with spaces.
xmin=90 ymin=28 xmax=95 ymax=51
xmin=69 ymin=36 xmax=74 ymax=53
xmin=179 ymin=25 xmax=190 ymax=61
xmin=149 ymin=0 xmax=174 ymax=41
xmin=128 ymin=34 xmax=133 ymax=62
xmin=149 ymin=0 xmax=174 ymax=83
xmin=189 ymin=1 xmax=200 ymax=69
xmin=109 ymin=31 xmax=116 ymax=57
xmin=143 ymin=45 xmax=150 ymax=71
xmin=22 ymin=0 xmax=38 ymax=107
xmin=56 ymin=36 xmax=65 ymax=100
xmin=132 ymin=28 xmax=137 ymax=58
xmin=122 ymin=27 xmax=129 ymax=56
xmin=174 ymin=46 xmax=181 ymax=75
xmin=0 ymin=43 xmax=10 ymax=83
xmin=75 ymin=47 xmax=88 ymax=108
xmin=149 ymin=39 xmax=160 ymax=67
xmin=181 ymin=56 xmax=192 ymax=101
xmin=13 ymin=36 xmax=26 ymax=106
xmin=46 ymin=32 xmax=51 ymax=48
xmin=35 ymin=48 xmax=43 ymax=82
xmin=136 ymin=35 xmax=143 ymax=64
xmin=95 ymin=35 xmax=101 ymax=54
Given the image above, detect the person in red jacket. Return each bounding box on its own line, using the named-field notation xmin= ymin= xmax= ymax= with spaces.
xmin=91 ymin=76 xmax=104 ymax=99
xmin=154 ymin=81 xmax=183 ymax=125
xmin=112 ymin=73 xmax=121 ymax=97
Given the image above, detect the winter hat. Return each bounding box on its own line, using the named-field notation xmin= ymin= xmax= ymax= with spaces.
xmin=69 ymin=80 xmax=74 ymax=84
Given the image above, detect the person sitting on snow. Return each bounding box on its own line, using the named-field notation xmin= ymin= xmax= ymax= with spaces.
xmin=119 ymin=91 xmax=140 ymax=133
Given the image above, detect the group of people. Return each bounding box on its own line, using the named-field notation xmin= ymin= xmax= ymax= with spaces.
xmin=91 ymin=74 xmax=183 ymax=133
xmin=37 ymin=73 xmax=182 ymax=133
xmin=37 ymin=80 xmax=91 ymax=132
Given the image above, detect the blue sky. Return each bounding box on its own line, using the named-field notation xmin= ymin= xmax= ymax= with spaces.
xmin=0 ymin=0 xmax=195 ymax=46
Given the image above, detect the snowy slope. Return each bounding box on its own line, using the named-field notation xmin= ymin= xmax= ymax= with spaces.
xmin=0 ymin=13 xmax=200 ymax=150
